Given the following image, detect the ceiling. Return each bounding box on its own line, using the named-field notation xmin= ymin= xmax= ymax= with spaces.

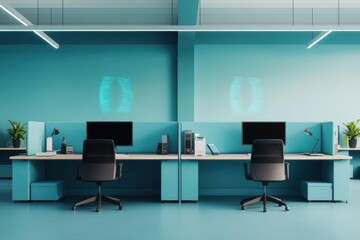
xmin=2 ymin=1 xmax=360 ymax=46
xmin=1 ymin=0 xmax=360 ymax=26
xmin=0 ymin=0 xmax=178 ymax=25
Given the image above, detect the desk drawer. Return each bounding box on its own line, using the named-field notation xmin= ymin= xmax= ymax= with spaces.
xmin=300 ymin=181 xmax=332 ymax=201
xmin=31 ymin=181 xmax=65 ymax=201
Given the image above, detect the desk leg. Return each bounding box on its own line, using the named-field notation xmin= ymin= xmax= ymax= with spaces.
xmin=161 ymin=160 xmax=179 ymax=201
xmin=12 ymin=160 xmax=45 ymax=201
xmin=181 ymin=160 xmax=198 ymax=201
xmin=323 ymin=160 xmax=350 ymax=202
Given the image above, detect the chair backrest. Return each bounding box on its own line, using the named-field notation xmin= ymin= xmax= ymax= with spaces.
xmin=250 ymin=139 xmax=285 ymax=181
xmin=82 ymin=139 xmax=116 ymax=181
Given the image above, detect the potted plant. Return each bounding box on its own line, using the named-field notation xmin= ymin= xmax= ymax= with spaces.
xmin=343 ymin=119 xmax=360 ymax=148
xmin=7 ymin=120 xmax=26 ymax=148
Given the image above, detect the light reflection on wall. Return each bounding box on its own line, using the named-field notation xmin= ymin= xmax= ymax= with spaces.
xmin=230 ymin=76 xmax=263 ymax=113
xmin=99 ymin=76 xmax=133 ymax=114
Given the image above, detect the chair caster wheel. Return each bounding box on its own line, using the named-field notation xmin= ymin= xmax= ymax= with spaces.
xmin=241 ymin=206 xmax=245 ymax=210
xmin=72 ymin=206 xmax=76 ymax=210
xmin=285 ymin=207 xmax=290 ymax=211
xmin=96 ymin=208 xmax=100 ymax=212
xmin=263 ymin=208 xmax=267 ymax=212
xmin=119 ymin=205 xmax=123 ymax=210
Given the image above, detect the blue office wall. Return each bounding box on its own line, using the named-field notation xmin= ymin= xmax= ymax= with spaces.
xmin=194 ymin=37 xmax=360 ymax=123
xmin=0 ymin=43 xmax=177 ymax=145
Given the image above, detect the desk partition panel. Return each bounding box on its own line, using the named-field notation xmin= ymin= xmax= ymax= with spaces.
xmin=181 ymin=122 xmax=244 ymax=153
xmin=45 ymin=121 xmax=178 ymax=154
xmin=181 ymin=122 xmax=323 ymax=154
xmin=121 ymin=122 xmax=179 ymax=153
xmin=26 ymin=121 xmax=45 ymax=155
xmin=46 ymin=122 xmax=86 ymax=153
xmin=321 ymin=121 xmax=335 ymax=155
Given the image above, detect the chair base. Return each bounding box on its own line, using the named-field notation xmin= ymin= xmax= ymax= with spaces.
xmin=72 ymin=193 xmax=123 ymax=212
xmin=241 ymin=194 xmax=289 ymax=212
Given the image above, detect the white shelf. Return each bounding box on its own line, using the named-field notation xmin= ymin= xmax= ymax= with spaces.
xmin=0 ymin=147 xmax=26 ymax=151
xmin=338 ymin=148 xmax=360 ymax=151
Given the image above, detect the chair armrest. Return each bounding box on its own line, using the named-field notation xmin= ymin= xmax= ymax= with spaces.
xmin=285 ymin=162 xmax=290 ymax=180
xmin=75 ymin=163 xmax=82 ymax=180
xmin=117 ymin=162 xmax=124 ymax=179
xmin=243 ymin=163 xmax=251 ymax=180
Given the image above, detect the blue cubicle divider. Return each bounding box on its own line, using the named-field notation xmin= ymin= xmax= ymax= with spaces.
xmin=285 ymin=122 xmax=322 ymax=153
xmin=26 ymin=121 xmax=45 ymax=155
xmin=46 ymin=122 xmax=86 ymax=153
xmin=121 ymin=122 xmax=179 ymax=153
xmin=181 ymin=122 xmax=322 ymax=154
xmin=322 ymin=122 xmax=335 ymax=155
xmin=45 ymin=121 xmax=178 ymax=154
xmin=181 ymin=122 xmax=245 ymax=153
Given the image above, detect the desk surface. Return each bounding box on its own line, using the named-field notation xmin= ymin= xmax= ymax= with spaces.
xmin=10 ymin=153 xmax=351 ymax=161
xmin=338 ymin=147 xmax=360 ymax=151
xmin=181 ymin=154 xmax=352 ymax=161
xmin=10 ymin=153 xmax=178 ymax=160
xmin=0 ymin=147 xmax=26 ymax=151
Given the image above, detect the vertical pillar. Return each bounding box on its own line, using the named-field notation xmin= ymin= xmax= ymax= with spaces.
xmin=177 ymin=0 xmax=199 ymax=121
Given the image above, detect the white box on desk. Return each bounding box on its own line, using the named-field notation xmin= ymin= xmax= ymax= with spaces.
xmin=194 ymin=137 xmax=206 ymax=156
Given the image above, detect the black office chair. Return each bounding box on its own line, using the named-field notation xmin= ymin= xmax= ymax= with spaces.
xmin=72 ymin=139 xmax=123 ymax=212
xmin=241 ymin=139 xmax=290 ymax=212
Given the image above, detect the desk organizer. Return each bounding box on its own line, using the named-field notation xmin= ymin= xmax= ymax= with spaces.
xmin=31 ymin=181 xmax=65 ymax=201
xmin=300 ymin=181 xmax=332 ymax=201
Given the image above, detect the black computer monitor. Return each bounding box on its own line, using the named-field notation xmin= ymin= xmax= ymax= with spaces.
xmin=242 ymin=122 xmax=286 ymax=145
xmin=86 ymin=121 xmax=133 ymax=146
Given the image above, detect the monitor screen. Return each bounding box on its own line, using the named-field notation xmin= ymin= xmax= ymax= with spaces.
xmin=86 ymin=121 xmax=133 ymax=146
xmin=242 ymin=122 xmax=286 ymax=145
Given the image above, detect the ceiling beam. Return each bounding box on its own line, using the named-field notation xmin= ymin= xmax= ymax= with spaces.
xmin=0 ymin=25 xmax=360 ymax=32
xmin=0 ymin=1 xmax=59 ymax=49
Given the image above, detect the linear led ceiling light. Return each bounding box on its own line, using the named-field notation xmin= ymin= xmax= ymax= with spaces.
xmin=0 ymin=1 xmax=59 ymax=49
xmin=306 ymin=31 xmax=332 ymax=49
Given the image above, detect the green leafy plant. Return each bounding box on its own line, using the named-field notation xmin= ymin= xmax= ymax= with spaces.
xmin=343 ymin=119 xmax=360 ymax=144
xmin=7 ymin=120 xmax=26 ymax=146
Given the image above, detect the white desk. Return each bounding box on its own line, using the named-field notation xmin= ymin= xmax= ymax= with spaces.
xmin=10 ymin=153 xmax=178 ymax=161
xmin=181 ymin=154 xmax=351 ymax=161
xmin=338 ymin=147 xmax=360 ymax=151
xmin=0 ymin=147 xmax=26 ymax=151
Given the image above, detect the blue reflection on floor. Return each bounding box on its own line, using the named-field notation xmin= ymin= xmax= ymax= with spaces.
xmin=0 ymin=179 xmax=359 ymax=240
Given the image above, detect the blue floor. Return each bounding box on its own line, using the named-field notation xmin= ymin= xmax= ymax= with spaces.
xmin=0 ymin=179 xmax=359 ymax=240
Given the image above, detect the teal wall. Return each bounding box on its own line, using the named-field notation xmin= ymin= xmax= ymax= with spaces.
xmin=195 ymin=35 xmax=360 ymax=123
xmin=1 ymin=31 xmax=360 ymax=147
xmin=0 ymin=41 xmax=177 ymax=146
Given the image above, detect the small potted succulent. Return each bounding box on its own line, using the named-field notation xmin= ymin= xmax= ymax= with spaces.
xmin=343 ymin=119 xmax=360 ymax=148
xmin=7 ymin=120 xmax=26 ymax=148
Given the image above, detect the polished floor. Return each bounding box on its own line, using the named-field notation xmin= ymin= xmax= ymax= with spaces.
xmin=0 ymin=179 xmax=359 ymax=240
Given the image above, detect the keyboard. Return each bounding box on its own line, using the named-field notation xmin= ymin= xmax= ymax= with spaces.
xmin=36 ymin=152 xmax=57 ymax=157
